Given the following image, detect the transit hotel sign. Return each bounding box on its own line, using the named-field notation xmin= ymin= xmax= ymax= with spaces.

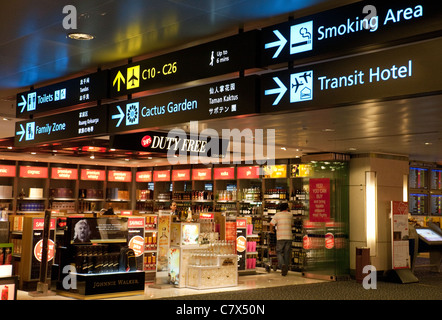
xmin=261 ymin=37 xmax=442 ymax=113
xmin=109 ymin=31 xmax=259 ymax=97
xmin=109 ymin=76 xmax=257 ymax=134
xmin=261 ymin=0 xmax=442 ymax=66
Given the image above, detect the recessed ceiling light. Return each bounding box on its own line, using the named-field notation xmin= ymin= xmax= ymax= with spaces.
xmin=322 ymin=128 xmax=335 ymax=132
xmin=424 ymin=142 xmax=432 ymax=145
xmin=67 ymin=32 xmax=94 ymax=40
xmin=281 ymin=147 xmax=287 ymax=151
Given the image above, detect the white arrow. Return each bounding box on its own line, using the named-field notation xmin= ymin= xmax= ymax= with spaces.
xmin=16 ymin=124 xmax=25 ymax=142
xmin=265 ymin=77 xmax=287 ymax=106
xmin=112 ymin=105 xmax=125 ymax=127
xmin=18 ymin=95 xmax=27 ymax=113
xmin=264 ymin=30 xmax=287 ymax=59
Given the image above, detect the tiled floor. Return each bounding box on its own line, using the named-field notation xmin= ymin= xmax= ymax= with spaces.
xmin=17 ymin=268 xmax=325 ymax=300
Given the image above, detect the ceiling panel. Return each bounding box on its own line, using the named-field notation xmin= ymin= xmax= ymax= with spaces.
xmin=0 ymin=0 xmax=440 ymax=166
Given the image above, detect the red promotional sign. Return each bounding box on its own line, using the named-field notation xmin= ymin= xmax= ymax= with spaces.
xmin=81 ymin=169 xmax=106 ymax=181
xmin=32 ymin=218 xmax=56 ymax=230
xmin=192 ymin=168 xmax=211 ymax=180
xmin=236 ymin=218 xmax=247 ymax=228
xmin=214 ymin=167 xmax=235 ymax=180
xmin=34 ymin=239 xmax=55 ymax=262
xmin=199 ymin=212 xmax=214 ymax=219
xmin=309 ymin=178 xmax=330 ymax=222
xmin=172 ymin=169 xmax=190 ymax=181
xmin=303 ymin=235 xmax=312 ymax=250
xmin=136 ymin=171 xmax=152 ymax=182
xmin=237 ymin=166 xmax=260 ymax=179
xmin=153 ymin=170 xmax=170 ymax=182
xmin=141 ymin=135 xmax=152 ymax=148
xmin=108 ymin=170 xmax=132 ymax=182
xmin=0 ymin=165 xmax=16 ymax=177
xmin=325 ymin=233 xmax=335 ymax=249
xmin=129 ymin=236 xmax=145 ymax=257
xmin=20 ymin=166 xmax=48 ymax=178
xmin=51 ymin=167 xmax=78 ymax=180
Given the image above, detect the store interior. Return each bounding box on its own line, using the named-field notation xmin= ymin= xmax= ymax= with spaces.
xmin=0 ymin=0 xmax=441 ymax=300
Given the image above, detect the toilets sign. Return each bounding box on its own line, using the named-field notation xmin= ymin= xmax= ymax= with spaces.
xmin=261 ymin=37 xmax=442 ymax=113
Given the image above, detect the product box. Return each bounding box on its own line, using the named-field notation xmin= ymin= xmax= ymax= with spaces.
xmin=49 ymin=188 xmax=74 ymax=198
xmin=0 ymin=186 xmax=12 ymax=199
xmin=28 ymin=188 xmax=43 ymax=199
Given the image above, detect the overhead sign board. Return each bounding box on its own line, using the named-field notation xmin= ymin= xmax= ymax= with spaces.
xmin=261 ymin=0 xmax=442 ymax=66
xmin=109 ymin=31 xmax=259 ymax=97
xmin=14 ymin=105 xmax=107 ymax=147
xmin=16 ymin=71 xmax=109 ymax=118
xmin=110 ymin=130 xmax=229 ymax=158
xmin=108 ymin=76 xmax=257 ymax=134
xmin=261 ymin=37 xmax=442 ymax=113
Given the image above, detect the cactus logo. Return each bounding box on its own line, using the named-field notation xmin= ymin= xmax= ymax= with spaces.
xmin=126 ymin=102 xmax=139 ymax=126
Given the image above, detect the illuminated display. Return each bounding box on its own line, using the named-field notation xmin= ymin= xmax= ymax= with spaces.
xmin=110 ymin=31 xmax=259 ymax=97
xmin=0 ymin=165 xmax=16 ymax=177
xmin=153 ymin=170 xmax=170 ymax=182
xmin=430 ymin=169 xmax=442 ymax=191
xmin=409 ymin=193 xmax=428 ymax=215
xmin=108 ymin=170 xmax=132 ymax=182
xmin=81 ymin=169 xmax=105 ymax=181
xmin=16 ymin=71 xmax=108 ymax=118
xmin=261 ymin=38 xmax=442 ymax=113
xmin=237 ymin=166 xmax=260 ymax=179
xmin=172 ymin=169 xmax=190 ymax=181
xmin=192 ymin=168 xmax=212 ymax=181
xmin=109 ymin=76 xmax=257 ymax=134
xmin=110 ymin=130 xmax=228 ymax=158
xmin=262 ymin=165 xmax=287 ymax=178
xmin=261 ymin=1 xmax=440 ymax=66
xmin=51 ymin=167 xmax=78 ymax=180
xmin=19 ymin=166 xmax=48 ymax=178
xmin=214 ymin=167 xmax=235 ymax=180
xmin=430 ymin=195 xmax=442 ymax=216
xmin=136 ymin=171 xmax=152 ymax=182
xmin=409 ymin=167 xmax=428 ymax=189
xmin=14 ymin=106 xmax=107 ymax=147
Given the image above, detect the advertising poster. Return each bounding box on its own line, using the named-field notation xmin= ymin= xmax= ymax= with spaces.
xmin=68 ymin=217 xmax=128 ymax=244
xmin=157 ymin=213 xmax=171 ymax=272
xmin=309 ymin=178 xmax=330 ymax=222
xmin=225 ymin=220 xmax=237 ymax=244
xmin=169 ymin=248 xmax=180 ymax=285
xmin=31 ymin=218 xmax=56 ymax=280
xmin=127 ymin=217 xmax=145 ymax=271
xmin=391 ymin=201 xmax=410 ymax=269
xmin=236 ymin=219 xmax=247 ymax=270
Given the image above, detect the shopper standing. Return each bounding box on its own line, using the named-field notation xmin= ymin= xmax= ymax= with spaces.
xmin=170 ymin=201 xmax=180 ymax=222
xmin=270 ymin=202 xmax=292 ymax=276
